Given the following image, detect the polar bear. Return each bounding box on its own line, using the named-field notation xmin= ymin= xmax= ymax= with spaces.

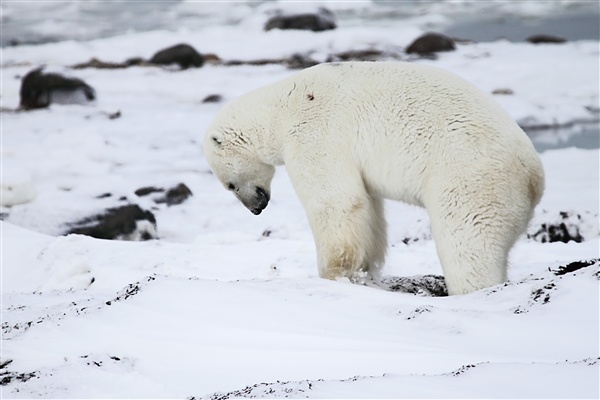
xmin=203 ymin=61 xmax=544 ymax=295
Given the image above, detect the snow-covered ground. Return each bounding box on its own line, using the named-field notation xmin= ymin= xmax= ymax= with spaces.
xmin=1 ymin=1 xmax=599 ymax=398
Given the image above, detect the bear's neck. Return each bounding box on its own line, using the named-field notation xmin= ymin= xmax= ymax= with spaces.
xmin=241 ymin=88 xmax=290 ymax=167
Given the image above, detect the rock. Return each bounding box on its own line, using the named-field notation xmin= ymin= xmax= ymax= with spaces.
xmin=71 ymin=58 xmax=128 ymax=69
xmin=528 ymin=211 xmax=586 ymax=243
xmin=327 ymin=49 xmax=389 ymax=62
xmin=159 ymin=183 xmax=193 ymax=206
xmin=106 ymin=110 xmax=121 ymax=120
xmin=553 ymin=259 xmax=598 ymax=276
xmin=71 ymin=57 xmax=153 ymax=70
xmin=149 ymin=43 xmax=204 ymax=69
xmin=380 ymin=275 xmax=448 ymax=297
xmin=19 ymin=68 xmax=96 ymax=110
xmin=265 ymin=8 xmax=336 ymax=32
xmin=202 ymin=94 xmax=223 ymax=103
xmin=135 ymin=183 xmax=193 ymax=206
xmin=124 ymin=57 xmax=153 ymax=67
xmin=406 ymin=32 xmax=456 ymax=55
xmin=492 ymin=88 xmax=514 ymax=95
xmin=526 ymin=34 xmax=567 ymax=44
xmin=285 ymin=53 xmax=320 ymax=69
xmin=134 ymin=186 xmax=163 ymax=197
xmin=201 ymin=53 xmax=222 ymax=65
xmin=67 ymin=204 xmax=157 ymax=241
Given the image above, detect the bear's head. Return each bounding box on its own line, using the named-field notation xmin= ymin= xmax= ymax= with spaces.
xmin=204 ymin=118 xmax=275 ymax=215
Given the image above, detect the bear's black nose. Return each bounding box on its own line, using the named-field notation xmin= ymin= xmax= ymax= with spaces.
xmin=250 ymin=186 xmax=270 ymax=215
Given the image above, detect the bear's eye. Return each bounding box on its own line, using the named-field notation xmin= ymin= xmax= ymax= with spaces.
xmin=227 ymin=183 xmax=236 ymax=191
xmin=212 ymin=137 xmax=222 ymax=145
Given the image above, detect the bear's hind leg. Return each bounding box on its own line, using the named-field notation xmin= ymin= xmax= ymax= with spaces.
xmin=426 ymin=180 xmax=533 ymax=295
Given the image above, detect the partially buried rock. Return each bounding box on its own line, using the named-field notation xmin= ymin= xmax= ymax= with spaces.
xmin=19 ymin=68 xmax=96 ymax=110
xmin=380 ymin=275 xmax=448 ymax=297
xmin=67 ymin=204 xmax=157 ymax=241
xmin=528 ymin=211 xmax=585 ymax=243
xmin=158 ymin=183 xmax=193 ymax=206
xmin=135 ymin=183 xmax=193 ymax=206
xmin=406 ymin=32 xmax=456 ymax=55
xmin=150 ymin=43 xmax=204 ymax=69
xmin=265 ymin=8 xmax=336 ymax=32
xmin=526 ymin=34 xmax=567 ymax=44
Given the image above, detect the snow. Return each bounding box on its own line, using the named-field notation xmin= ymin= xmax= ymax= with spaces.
xmin=1 ymin=2 xmax=599 ymax=398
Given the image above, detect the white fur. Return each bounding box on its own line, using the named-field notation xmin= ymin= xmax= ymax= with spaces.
xmin=204 ymin=61 xmax=545 ymax=295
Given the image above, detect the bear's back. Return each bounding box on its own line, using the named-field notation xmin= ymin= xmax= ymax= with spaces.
xmin=290 ymin=62 xmax=540 ymax=205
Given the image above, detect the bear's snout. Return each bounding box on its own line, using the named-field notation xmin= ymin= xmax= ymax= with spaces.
xmin=249 ymin=186 xmax=270 ymax=215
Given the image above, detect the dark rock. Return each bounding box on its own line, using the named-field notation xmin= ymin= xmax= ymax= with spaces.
xmin=285 ymin=53 xmax=320 ymax=69
xmin=67 ymin=204 xmax=157 ymax=241
xmin=135 ymin=186 xmax=164 ymax=197
xmin=492 ymin=88 xmax=514 ymax=95
xmin=406 ymin=32 xmax=456 ymax=55
xmin=157 ymin=183 xmax=193 ymax=206
xmin=19 ymin=68 xmax=96 ymax=110
xmin=106 ymin=110 xmax=121 ymax=120
xmin=526 ymin=34 xmax=567 ymax=44
xmin=224 ymin=58 xmax=284 ymax=67
xmin=380 ymin=275 xmax=448 ymax=297
xmin=0 ymin=371 xmax=36 ymax=386
xmin=124 ymin=57 xmax=152 ymax=67
xmin=553 ymin=259 xmax=598 ymax=276
xmin=135 ymin=183 xmax=193 ymax=206
xmin=265 ymin=8 xmax=336 ymax=32
xmin=220 ymin=54 xmax=319 ymax=69
xmin=202 ymin=94 xmax=223 ymax=103
xmin=327 ymin=49 xmax=388 ymax=62
xmin=71 ymin=58 xmax=152 ymax=70
xmin=150 ymin=43 xmax=204 ymax=69
xmin=72 ymin=58 xmax=128 ymax=69
xmin=528 ymin=211 xmax=584 ymax=243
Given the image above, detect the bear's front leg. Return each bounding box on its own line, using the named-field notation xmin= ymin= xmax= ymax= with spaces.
xmin=285 ymin=152 xmax=383 ymax=282
xmin=309 ymin=199 xmax=371 ymax=282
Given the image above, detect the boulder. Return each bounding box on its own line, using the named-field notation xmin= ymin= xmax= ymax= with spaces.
xmin=19 ymin=68 xmax=96 ymax=110
xmin=406 ymin=32 xmax=456 ymax=55
xmin=526 ymin=34 xmax=567 ymax=44
xmin=67 ymin=205 xmax=157 ymax=241
xmin=150 ymin=43 xmax=204 ymax=69
xmin=265 ymin=8 xmax=336 ymax=32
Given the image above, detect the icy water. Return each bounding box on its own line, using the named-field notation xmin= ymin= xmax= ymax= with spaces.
xmin=2 ymin=1 xmax=599 ymax=47
xmin=527 ymin=122 xmax=600 ymax=153
xmin=444 ymin=10 xmax=600 ymax=42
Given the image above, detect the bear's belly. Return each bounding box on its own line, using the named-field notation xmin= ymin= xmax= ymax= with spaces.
xmin=360 ymin=155 xmax=428 ymax=207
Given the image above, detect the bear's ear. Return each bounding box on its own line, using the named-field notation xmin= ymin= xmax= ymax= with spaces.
xmin=212 ymin=136 xmax=222 ymax=146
